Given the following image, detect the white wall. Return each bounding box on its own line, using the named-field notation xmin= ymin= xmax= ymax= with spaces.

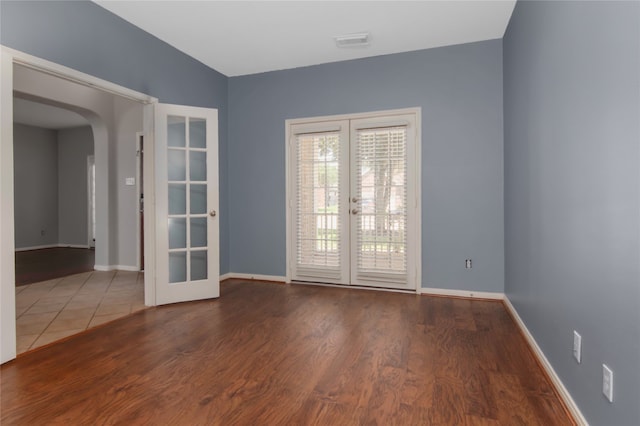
xmin=114 ymin=97 xmax=143 ymax=268
xmin=57 ymin=125 xmax=93 ymax=247
xmin=13 ymin=64 xmax=143 ymax=269
xmin=13 ymin=123 xmax=59 ymax=249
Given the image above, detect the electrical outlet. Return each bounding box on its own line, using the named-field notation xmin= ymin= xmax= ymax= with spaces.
xmin=465 ymin=259 xmax=472 ymax=269
xmin=603 ymin=364 xmax=613 ymax=402
xmin=573 ymin=331 xmax=581 ymax=363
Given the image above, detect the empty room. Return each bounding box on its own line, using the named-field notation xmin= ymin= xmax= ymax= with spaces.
xmin=1 ymin=1 xmax=638 ymax=425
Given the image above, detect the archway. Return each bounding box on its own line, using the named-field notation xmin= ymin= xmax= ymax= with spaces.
xmin=1 ymin=47 xmax=157 ymax=362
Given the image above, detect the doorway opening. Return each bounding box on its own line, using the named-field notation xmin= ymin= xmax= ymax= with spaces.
xmin=8 ymin=61 xmax=149 ymax=356
xmin=13 ymin=96 xmax=96 ymax=286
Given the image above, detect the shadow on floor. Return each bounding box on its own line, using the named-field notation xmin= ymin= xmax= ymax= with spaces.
xmin=15 ymin=247 xmax=95 ymax=286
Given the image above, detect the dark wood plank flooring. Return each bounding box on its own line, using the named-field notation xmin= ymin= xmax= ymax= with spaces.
xmin=15 ymin=247 xmax=95 ymax=286
xmin=1 ymin=280 xmax=574 ymax=425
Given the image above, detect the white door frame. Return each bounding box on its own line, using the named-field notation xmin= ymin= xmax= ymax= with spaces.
xmin=0 ymin=46 xmax=158 ymax=363
xmin=136 ymin=132 xmax=144 ymax=271
xmin=87 ymin=155 xmax=96 ymax=249
xmin=285 ymin=107 xmax=422 ymax=292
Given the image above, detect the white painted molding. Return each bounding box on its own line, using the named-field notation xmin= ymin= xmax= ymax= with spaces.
xmin=114 ymin=265 xmax=140 ymax=272
xmin=15 ymin=244 xmax=92 ymax=252
xmin=14 ymin=244 xmax=58 ymax=252
xmin=94 ymin=265 xmax=140 ymax=272
xmin=293 ymin=280 xmax=416 ymax=294
xmin=220 ymin=272 xmax=286 ymax=283
xmin=419 ymin=287 xmax=504 ymax=300
xmin=58 ymin=244 xmax=91 ymax=249
xmin=94 ymin=265 xmax=112 ymax=272
xmin=2 ymin=46 xmax=157 ymax=104
xmin=503 ymin=297 xmax=588 ymax=426
xmin=1 ymin=49 xmax=17 ymax=363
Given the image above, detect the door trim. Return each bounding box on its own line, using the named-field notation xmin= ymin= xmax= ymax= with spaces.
xmin=136 ymin=132 xmax=144 ymax=272
xmin=0 ymin=45 xmax=158 ymax=364
xmin=285 ymin=107 xmax=422 ymax=292
xmin=87 ymin=155 xmax=96 ymax=249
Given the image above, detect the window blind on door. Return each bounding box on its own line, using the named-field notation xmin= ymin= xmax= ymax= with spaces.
xmin=354 ymin=125 xmax=407 ymax=283
xmin=294 ymin=131 xmax=343 ymax=280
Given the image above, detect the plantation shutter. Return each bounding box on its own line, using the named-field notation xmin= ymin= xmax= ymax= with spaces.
xmin=290 ymin=121 xmax=350 ymax=284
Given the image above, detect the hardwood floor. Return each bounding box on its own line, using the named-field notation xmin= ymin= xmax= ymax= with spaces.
xmin=1 ymin=280 xmax=574 ymax=425
xmin=15 ymin=247 xmax=95 ymax=286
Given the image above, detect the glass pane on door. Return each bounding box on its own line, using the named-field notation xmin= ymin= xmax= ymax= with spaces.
xmin=354 ymin=127 xmax=407 ymax=276
xmin=296 ymin=133 xmax=342 ymax=271
xmin=167 ymin=114 xmax=209 ymax=283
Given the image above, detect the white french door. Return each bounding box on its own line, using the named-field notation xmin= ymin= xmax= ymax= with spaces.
xmin=288 ymin=109 xmax=419 ymax=291
xmin=155 ymin=103 xmax=219 ymax=305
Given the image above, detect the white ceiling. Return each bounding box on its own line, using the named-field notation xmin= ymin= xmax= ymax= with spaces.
xmin=13 ymin=98 xmax=89 ymax=130
xmin=94 ymin=1 xmax=516 ymax=77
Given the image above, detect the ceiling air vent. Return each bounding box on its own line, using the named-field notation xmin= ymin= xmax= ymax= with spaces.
xmin=334 ymin=32 xmax=370 ymax=48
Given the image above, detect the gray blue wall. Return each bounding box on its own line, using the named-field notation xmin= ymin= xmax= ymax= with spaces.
xmin=57 ymin=126 xmax=93 ymax=247
xmin=503 ymin=1 xmax=640 ymax=425
xmin=13 ymin=123 xmax=59 ymax=249
xmin=4 ymin=0 xmax=639 ymax=422
xmin=228 ymin=40 xmax=505 ymax=292
xmin=0 ymin=0 xmax=230 ymax=273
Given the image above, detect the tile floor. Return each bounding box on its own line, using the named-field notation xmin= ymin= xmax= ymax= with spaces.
xmin=15 ymin=270 xmax=145 ymax=354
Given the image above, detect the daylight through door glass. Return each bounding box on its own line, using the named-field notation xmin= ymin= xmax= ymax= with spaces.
xmin=355 ymin=126 xmax=407 ymax=275
xmin=296 ymin=132 xmax=342 ymax=271
xmin=167 ymin=115 xmax=208 ymax=283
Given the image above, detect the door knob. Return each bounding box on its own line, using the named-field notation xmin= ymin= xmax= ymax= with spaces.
xmin=209 ymin=210 xmax=217 ymax=217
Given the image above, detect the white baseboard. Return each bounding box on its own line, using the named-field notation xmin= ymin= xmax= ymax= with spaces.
xmin=15 ymin=244 xmax=91 ymax=252
xmin=94 ymin=265 xmax=140 ymax=272
xmin=419 ymin=287 xmax=504 ymax=300
xmin=503 ymin=297 xmax=587 ymax=425
xmin=220 ymin=272 xmax=286 ymax=283
xmin=292 ymin=280 xmax=417 ymax=294
xmin=57 ymin=244 xmax=90 ymax=249
xmin=114 ymin=265 xmax=140 ymax=272
xmin=14 ymin=244 xmax=58 ymax=252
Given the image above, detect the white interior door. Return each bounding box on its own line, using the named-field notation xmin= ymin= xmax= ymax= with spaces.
xmin=155 ymin=103 xmax=219 ymax=305
xmin=288 ymin=110 xmax=418 ymax=291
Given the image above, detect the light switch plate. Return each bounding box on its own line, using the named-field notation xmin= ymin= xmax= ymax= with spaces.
xmin=603 ymin=364 xmax=613 ymax=402
xmin=573 ymin=331 xmax=581 ymax=363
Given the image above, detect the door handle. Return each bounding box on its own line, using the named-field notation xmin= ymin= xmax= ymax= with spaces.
xmin=209 ymin=210 xmax=217 ymax=217
xmin=351 ymin=197 xmax=359 ymax=203
xmin=351 ymin=209 xmax=359 ymax=215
